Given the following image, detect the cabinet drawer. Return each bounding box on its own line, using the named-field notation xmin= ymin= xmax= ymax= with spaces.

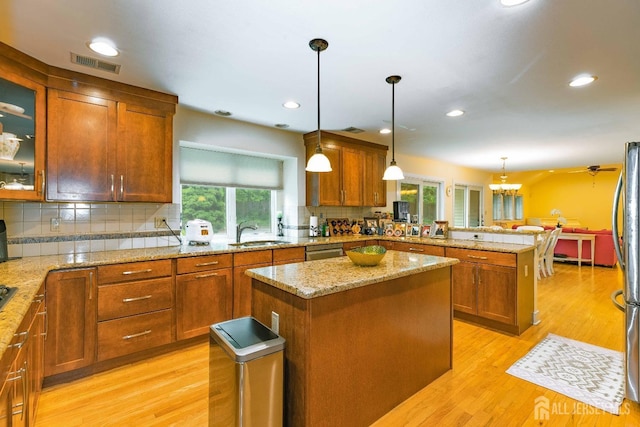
xmin=97 ymin=309 xmax=173 ymax=361
xmin=445 ymin=248 xmax=516 ymax=267
xmin=393 ymin=242 xmax=445 ymax=256
xmin=233 ymin=250 xmax=272 ymax=267
xmin=272 ymin=247 xmax=305 ymax=264
xmin=177 ymin=254 xmax=233 ymax=274
xmin=98 ymin=259 xmax=172 ymax=284
xmin=98 ymin=277 xmax=173 ymax=321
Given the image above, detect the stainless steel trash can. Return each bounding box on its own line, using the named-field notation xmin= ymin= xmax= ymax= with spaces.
xmin=209 ymin=316 xmax=285 ymax=427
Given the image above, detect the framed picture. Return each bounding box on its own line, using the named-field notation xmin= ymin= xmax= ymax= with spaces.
xmin=420 ymin=224 xmax=431 ymax=237
xmin=384 ymin=220 xmax=395 ymax=236
xmin=429 ymin=220 xmax=449 ymax=239
xmin=410 ymin=224 xmax=420 ymax=236
xmin=363 ymin=217 xmax=379 ymax=235
xmin=393 ymin=222 xmax=406 ymax=237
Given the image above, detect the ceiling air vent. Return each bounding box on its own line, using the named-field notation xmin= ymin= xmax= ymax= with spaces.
xmin=342 ymin=127 xmax=364 ymax=133
xmin=70 ymin=52 xmax=121 ymax=74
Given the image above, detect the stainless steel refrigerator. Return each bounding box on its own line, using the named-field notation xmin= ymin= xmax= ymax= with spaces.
xmin=612 ymin=141 xmax=640 ymax=402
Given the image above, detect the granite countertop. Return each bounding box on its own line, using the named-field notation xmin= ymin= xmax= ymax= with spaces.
xmin=0 ymin=234 xmax=533 ymax=362
xmin=246 ymin=250 xmax=459 ymax=299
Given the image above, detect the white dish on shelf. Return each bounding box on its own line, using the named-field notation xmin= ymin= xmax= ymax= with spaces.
xmin=0 ymin=102 xmax=25 ymax=115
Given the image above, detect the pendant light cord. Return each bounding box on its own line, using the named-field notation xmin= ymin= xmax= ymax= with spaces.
xmin=317 ymin=47 xmax=321 ymax=149
xmin=391 ymin=81 xmax=395 ymax=162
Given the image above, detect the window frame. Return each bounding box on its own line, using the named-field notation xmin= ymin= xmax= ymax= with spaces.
xmin=396 ymin=175 xmax=445 ymax=224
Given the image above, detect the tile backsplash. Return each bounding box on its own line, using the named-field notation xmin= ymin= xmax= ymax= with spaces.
xmin=1 ymin=202 xmax=181 ymax=258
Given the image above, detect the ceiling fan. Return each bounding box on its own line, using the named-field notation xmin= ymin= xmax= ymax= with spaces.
xmin=568 ymin=165 xmax=618 ymax=176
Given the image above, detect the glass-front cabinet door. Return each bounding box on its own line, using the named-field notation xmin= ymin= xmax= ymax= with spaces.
xmin=0 ymin=72 xmax=45 ymax=200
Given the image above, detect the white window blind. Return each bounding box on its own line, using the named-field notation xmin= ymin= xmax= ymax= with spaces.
xmin=180 ymin=145 xmax=283 ymax=190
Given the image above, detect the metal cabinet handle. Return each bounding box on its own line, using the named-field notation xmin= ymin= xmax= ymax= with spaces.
xmin=195 ymin=272 xmax=219 ymax=279
xmin=119 ymin=175 xmax=124 ymax=201
xmin=409 ymin=247 xmax=424 ymax=252
xmin=195 ymin=261 xmax=219 ymax=267
xmin=123 ymin=330 xmax=151 ymax=340
xmin=38 ymin=308 xmax=48 ymax=339
xmin=8 ymin=365 xmax=26 ymax=420
xmin=11 ymin=331 xmax=28 ymax=349
xmin=89 ymin=270 xmax=94 ymax=300
xmin=122 ymin=269 xmax=153 ymax=275
xmin=110 ymin=174 xmax=115 ymax=201
xmin=467 ymin=255 xmax=488 ymax=260
xmin=122 ymin=295 xmax=152 ymax=303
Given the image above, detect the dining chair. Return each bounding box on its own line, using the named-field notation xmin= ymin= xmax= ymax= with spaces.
xmin=542 ymin=228 xmax=562 ymax=276
xmin=534 ymin=230 xmax=552 ymax=280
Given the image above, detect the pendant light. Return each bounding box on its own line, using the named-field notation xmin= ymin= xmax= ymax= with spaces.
xmin=488 ymin=157 xmax=522 ymax=194
xmin=305 ymin=38 xmax=332 ymax=173
xmin=382 ymin=75 xmax=404 ymax=180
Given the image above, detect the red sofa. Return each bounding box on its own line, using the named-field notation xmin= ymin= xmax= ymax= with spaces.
xmin=553 ymin=228 xmax=619 ymax=267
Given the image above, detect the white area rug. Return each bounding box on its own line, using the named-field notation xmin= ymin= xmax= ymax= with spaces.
xmin=507 ymin=333 xmax=625 ymax=414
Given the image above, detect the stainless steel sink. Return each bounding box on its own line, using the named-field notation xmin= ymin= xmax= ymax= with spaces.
xmin=229 ymin=240 xmax=290 ymax=247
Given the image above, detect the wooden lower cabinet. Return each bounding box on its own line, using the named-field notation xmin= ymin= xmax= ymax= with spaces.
xmin=45 ymin=268 xmax=97 ymax=376
xmin=233 ymin=250 xmax=272 ymax=318
xmin=0 ymin=286 xmax=46 ymax=427
xmin=176 ymin=254 xmax=233 ymax=339
xmin=446 ymin=247 xmax=534 ymax=335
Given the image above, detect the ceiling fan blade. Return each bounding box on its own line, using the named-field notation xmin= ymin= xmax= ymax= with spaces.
xmin=567 ymin=169 xmax=588 ymax=173
xmin=597 ymin=167 xmax=618 ymax=172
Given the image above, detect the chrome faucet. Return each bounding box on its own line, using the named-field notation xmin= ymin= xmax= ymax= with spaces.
xmin=236 ymin=221 xmax=258 ymax=243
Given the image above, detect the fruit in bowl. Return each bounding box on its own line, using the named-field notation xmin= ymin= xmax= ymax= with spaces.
xmin=346 ymin=245 xmax=387 ymax=266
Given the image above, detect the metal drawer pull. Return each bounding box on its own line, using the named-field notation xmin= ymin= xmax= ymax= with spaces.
xmin=11 ymin=331 xmax=28 ymax=348
xmin=467 ymin=255 xmax=488 ymax=260
xmin=409 ymin=247 xmax=424 ymax=252
xmin=123 ymin=330 xmax=151 ymax=340
xmin=122 ymin=268 xmax=153 ymax=275
xmin=195 ymin=261 xmax=219 ymax=267
xmin=122 ymin=295 xmax=152 ymax=303
xmin=195 ymin=272 xmax=219 ymax=279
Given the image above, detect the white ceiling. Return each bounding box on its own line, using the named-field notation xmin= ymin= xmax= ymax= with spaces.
xmin=3 ymin=0 xmax=639 ymax=173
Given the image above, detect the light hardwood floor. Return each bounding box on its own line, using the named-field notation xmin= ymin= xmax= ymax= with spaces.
xmin=35 ymin=263 xmax=640 ymax=426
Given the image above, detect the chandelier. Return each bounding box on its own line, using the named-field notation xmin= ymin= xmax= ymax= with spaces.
xmin=489 ymin=157 xmax=522 ymax=194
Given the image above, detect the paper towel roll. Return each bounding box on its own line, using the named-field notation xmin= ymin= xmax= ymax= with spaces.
xmin=309 ymin=216 xmax=318 ymax=237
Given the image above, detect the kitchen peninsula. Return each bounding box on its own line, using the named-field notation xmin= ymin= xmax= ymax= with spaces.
xmin=247 ymin=251 xmax=459 ymax=427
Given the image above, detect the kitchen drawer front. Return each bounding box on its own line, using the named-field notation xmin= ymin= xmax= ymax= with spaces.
xmin=98 ymin=277 xmax=173 ymax=321
xmin=393 ymin=242 xmax=445 ymax=256
xmin=97 ymin=259 xmax=172 ymax=284
xmin=97 ymin=309 xmax=173 ymax=361
xmin=445 ymin=247 xmax=516 ymax=267
xmin=233 ymin=250 xmax=272 ymax=267
xmin=177 ymin=253 xmax=233 ymax=274
xmin=272 ymin=247 xmax=305 ymax=264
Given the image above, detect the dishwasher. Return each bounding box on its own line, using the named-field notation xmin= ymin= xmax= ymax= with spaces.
xmin=305 ymin=242 xmax=344 ymax=260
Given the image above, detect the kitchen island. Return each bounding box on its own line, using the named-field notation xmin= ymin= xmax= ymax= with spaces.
xmin=246 ymin=250 xmax=459 ymax=427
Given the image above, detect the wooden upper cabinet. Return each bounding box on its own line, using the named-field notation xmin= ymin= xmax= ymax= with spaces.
xmin=0 ymin=44 xmax=47 ymax=201
xmin=47 ymin=90 xmax=174 ymax=202
xmin=47 ymin=89 xmax=118 ymax=201
xmin=304 ymin=131 xmax=387 ymax=207
xmin=364 ymin=150 xmax=387 ymax=207
xmin=116 ymin=102 xmax=173 ymax=202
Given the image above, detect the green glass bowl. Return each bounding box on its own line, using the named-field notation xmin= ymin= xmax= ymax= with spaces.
xmin=346 ymin=245 xmax=387 ymax=266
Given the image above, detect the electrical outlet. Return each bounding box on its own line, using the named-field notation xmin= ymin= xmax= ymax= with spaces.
xmin=50 ymin=217 xmax=61 ymax=232
xmin=271 ymin=311 xmax=280 ymax=334
xmin=473 ymin=234 xmax=484 ymax=241
xmin=155 ymin=217 xmax=167 ymax=228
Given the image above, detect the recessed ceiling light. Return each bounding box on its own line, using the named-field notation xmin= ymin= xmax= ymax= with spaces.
xmin=379 ymin=128 xmax=391 ymax=134
xmin=274 ymin=123 xmax=289 ymax=128
xmin=446 ymin=109 xmax=465 ymax=117
xmin=214 ymin=110 xmax=232 ymax=117
xmin=283 ymin=101 xmax=300 ymax=109
xmin=88 ymin=39 xmax=119 ymax=57
xmin=569 ymin=75 xmax=598 ymax=87
xmin=500 ymin=0 xmax=529 ymax=6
